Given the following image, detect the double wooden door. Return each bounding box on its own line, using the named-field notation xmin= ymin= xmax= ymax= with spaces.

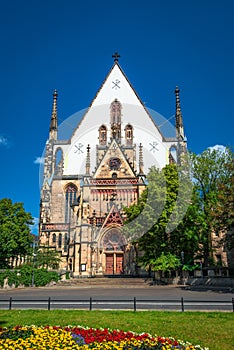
xmin=105 ymin=253 xmax=123 ymax=275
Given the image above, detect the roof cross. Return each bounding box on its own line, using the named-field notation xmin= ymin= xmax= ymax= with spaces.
xmin=112 ymin=52 xmax=120 ymax=62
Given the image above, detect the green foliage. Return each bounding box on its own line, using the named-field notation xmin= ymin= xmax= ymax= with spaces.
xmin=35 ymin=246 xmax=61 ymax=269
xmin=0 ymin=198 xmax=34 ymax=268
xmin=0 ymin=327 xmax=35 ymax=340
xmin=5 ymin=270 xmax=20 ymax=288
xmin=33 ymin=268 xmax=60 ymax=287
xmin=124 ymin=148 xmax=233 ymax=272
xmin=0 ymin=272 xmax=5 ymax=287
xmin=190 ymin=147 xmax=234 ymax=266
xmin=149 ymin=253 xmax=181 ymax=272
xmin=0 ymin=265 xmax=60 ymax=288
xmin=124 ymin=164 xmax=194 ymax=271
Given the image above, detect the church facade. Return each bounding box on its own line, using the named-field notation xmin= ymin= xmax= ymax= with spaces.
xmin=39 ymin=56 xmax=186 ymax=276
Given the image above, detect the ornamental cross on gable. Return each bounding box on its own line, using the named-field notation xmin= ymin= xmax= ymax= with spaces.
xmin=112 ymin=52 xmax=120 ymax=62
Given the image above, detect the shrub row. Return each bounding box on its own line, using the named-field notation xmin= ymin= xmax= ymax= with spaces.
xmin=0 ymin=265 xmax=60 ymax=288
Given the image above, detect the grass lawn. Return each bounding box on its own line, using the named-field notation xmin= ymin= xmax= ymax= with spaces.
xmin=0 ymin=310 xmax=233 ymax=350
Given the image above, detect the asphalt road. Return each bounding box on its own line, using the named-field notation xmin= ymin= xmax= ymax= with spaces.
xmin=0 ymin=284 xmax=233 ymax=312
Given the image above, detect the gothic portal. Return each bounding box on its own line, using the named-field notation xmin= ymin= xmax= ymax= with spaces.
xmin=39 ymin=55 xmax=186 ymax=276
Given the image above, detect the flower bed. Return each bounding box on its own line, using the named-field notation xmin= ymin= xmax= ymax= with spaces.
xmin=0 ymin=325 xmax=208 ymax=349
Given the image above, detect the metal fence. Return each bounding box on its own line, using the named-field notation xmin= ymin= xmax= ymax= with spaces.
xmin=1 ymin=297 xmax=233 ymax=312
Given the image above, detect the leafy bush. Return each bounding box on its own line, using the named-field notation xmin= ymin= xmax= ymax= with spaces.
xmin=34 ymin=268 xmax=60 ymax=287
xmin=0 ymin=265 xmax=60 ymax=288
xmin=6 ymin=270 xmax=20 ymax=288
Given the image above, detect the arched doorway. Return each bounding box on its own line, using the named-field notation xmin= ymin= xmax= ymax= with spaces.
xmin=102 ymin=228 xmax=126 ymax=275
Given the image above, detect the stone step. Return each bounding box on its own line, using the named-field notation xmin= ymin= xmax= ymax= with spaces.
xmin=58 ymin=277 xmax=148 ymax=287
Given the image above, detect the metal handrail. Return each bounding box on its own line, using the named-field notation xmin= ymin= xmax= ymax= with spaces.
xmin=0 ymin=297 xmax=233 ymax=312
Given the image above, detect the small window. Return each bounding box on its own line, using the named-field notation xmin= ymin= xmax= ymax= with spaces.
xmin=52 ymin=233 xmax=56 ymax=243
xmin=64 ymin=233 xmax=68 ymax=252
xmin=58 ymin=233 xmax=62 ymax=248
xmin=125 ymin=124 xmax=133 ymax=145
xmin=99 ymin=125 xmax=107 ymax=145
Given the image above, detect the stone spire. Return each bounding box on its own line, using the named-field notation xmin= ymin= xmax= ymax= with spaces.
xmin=49 ymin=90 xmax=58 ymax=140
xmin=138 ymin=143 xmax=144 ymax=175
xmin=86 ymin=144 xmax=91 ymax=175
xmin=175 ymin=86 xmax=184 ymax=141
xmin=175 ymin=86 xmax=186 ymax=162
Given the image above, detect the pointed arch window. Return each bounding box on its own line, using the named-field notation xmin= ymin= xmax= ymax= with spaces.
xmin=55 ymin=148 xmax=63 ymax=175
xmin=65 ymin=184 xmax=77 ymax=223
xmin=125 ymin=124 xmax=133 ymax=145
xmin=64 ymin=233 xmax=68 ymax=252
xmin=58 ymin=233 xmax=62 ymax=248
xmin=52 ymin=233 xmax=56 ymax=244
xmin=99 ymin=125 xmax=107 ymax=145
xmin=169 ymin=145 xmax=177 ymax=164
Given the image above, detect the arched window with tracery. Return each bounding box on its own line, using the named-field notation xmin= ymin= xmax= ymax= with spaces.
xmin=65 ymin=184 xmax=77 ymax=223
xmin=125 ymin=124 xmax=133 ymax=145
xmin=99 ymin=125 xmax=107 ymax=145
xmin=102 ymin=228 xmax=126 ymax=251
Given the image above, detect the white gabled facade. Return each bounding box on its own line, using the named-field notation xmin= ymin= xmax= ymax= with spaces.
xmin=39 ymin=58 xmax=186 ymax=276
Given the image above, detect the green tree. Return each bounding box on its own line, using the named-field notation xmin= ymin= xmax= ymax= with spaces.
xmin=210 ymin=158 xmax=234 ymax=250
xmin=190 ymin=147 xmax=233 ymax=267
xmin=149 ymin=253 xmax=181 ymax=278
xmin=35 ymin=246 xmax=61 ymax=269
xmin=123 ymin=164 xmax=194 ymax=272
xmin=0 ymin=198 xmax=34 ymax=268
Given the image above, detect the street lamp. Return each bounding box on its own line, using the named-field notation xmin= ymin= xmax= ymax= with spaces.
xmin=31 ymin=240 xmax=37 ymax=287
xmin=89 ymin=210 xmax=102 ymax=276
xmin=181 ymin=251 xmax=184 ymax=280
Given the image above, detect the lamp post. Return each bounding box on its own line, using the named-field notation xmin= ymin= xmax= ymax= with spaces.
xmin=181 ymin=251 xmax=184 ymax=280
xmin=31 ymin=240 xmax=37 ymax=287
xmin=90 ymin=210 xmax=96 ymax=277
xmin=89 ymin=210 xmax=102 ymax=276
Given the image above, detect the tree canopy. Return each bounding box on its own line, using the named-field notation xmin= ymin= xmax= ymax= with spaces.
xmin=123 ymin=163 xmax=195 ymax=272
xmin=123 ymin=147 xmax=233 ymax=273
xmin=0 ymin=198 xmax=34 ymax=268
xmin=190 ymin=147 xmax=234 ymax=266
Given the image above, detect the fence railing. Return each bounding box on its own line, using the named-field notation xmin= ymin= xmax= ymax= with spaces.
xmin=1 ymin=297 xmax=233 ymax=312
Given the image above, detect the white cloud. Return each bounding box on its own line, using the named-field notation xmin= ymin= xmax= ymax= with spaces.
xmin=34 ymin=156 xmax=44 ymax=165
xmin=209 ymin=145 xmax=227 ymax=153
xmin=30 ymin=217 xmax=39 ymax=235
xmin=0 ymin=135 xmax=8 ymax=147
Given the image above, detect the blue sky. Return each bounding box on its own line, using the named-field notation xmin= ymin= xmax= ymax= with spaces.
xmin=0 ymin=0 xmax=233 ymax=234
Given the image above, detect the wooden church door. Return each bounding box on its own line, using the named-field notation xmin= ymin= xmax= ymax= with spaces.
xmin=105 ymin=254 xmax=114 ymax=274
xmin=105 ymin=253 xmax=123 ymax=275
xmin=116 ymin=254 xmax=123 ymax=274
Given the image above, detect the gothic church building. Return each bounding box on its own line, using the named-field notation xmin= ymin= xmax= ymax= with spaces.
xmin=39 ymin=55 xmax=186 ymax=276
